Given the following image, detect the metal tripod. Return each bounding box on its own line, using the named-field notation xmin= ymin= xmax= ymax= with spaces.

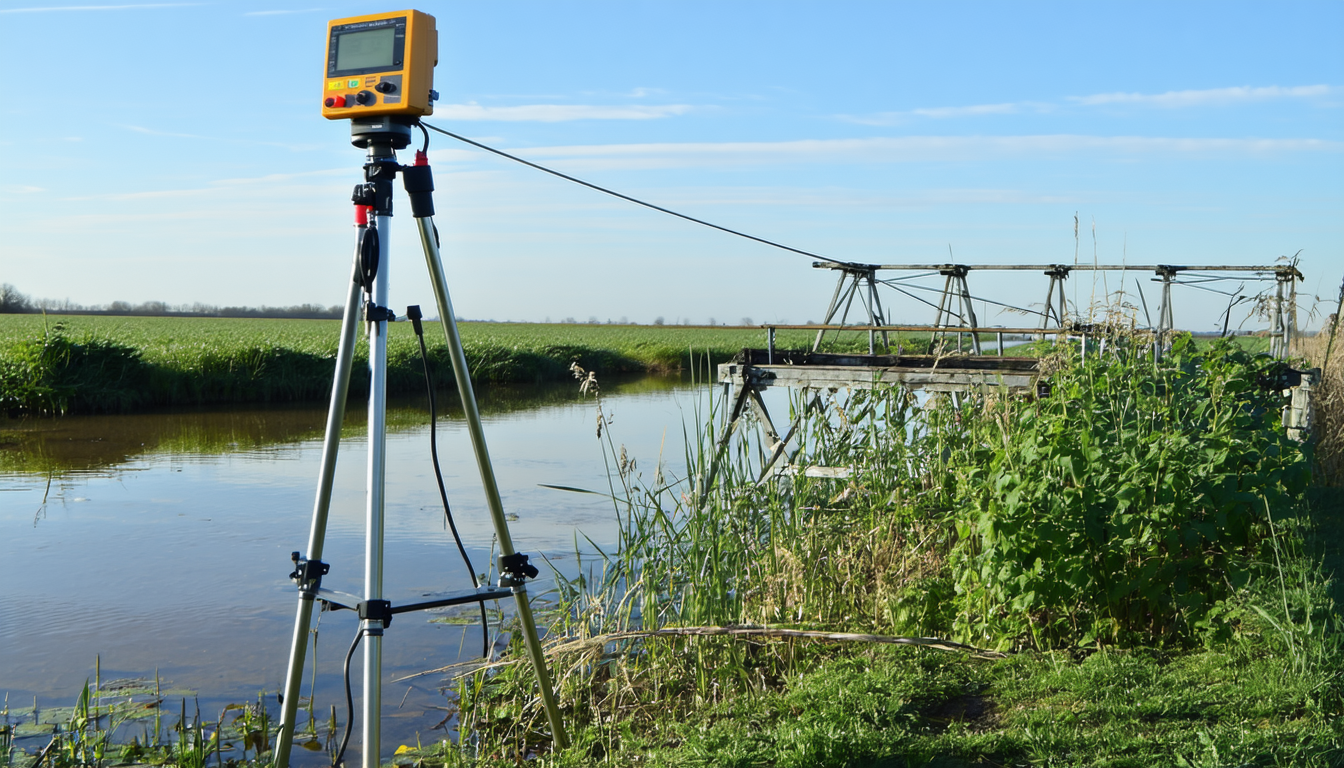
xmin=271 ymin=116 xmax=567 ymax=768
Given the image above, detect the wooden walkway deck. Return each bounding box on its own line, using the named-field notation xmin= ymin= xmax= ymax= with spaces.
xmin=717 ymin=348 xmax=1041 ymax=393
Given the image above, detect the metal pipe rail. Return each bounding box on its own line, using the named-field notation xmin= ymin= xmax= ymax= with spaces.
xmin=761 ymin=324 xmax=1074 ymax=333
xmin=812 ymin=262 xmax=1297 ymax=275
xmin=758 ymin=324 xmax=1120 ymax=359
xmin=803 ymin=261 xmax=1302 ymax=358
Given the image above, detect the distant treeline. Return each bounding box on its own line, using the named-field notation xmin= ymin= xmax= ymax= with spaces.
xmin=0 ymin=283 xmax=341 ymax=319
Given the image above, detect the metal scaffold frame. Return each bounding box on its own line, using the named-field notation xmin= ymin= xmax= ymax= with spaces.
xmin=809 ymin=261 xmax=1303 ymax=358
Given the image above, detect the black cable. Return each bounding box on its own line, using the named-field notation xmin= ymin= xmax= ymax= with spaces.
xmin=416 ymin=121 xmax=430 ymax=155
xmin=878 ymin=277 xmax=1050 ymax=318
xmin=884 ymin=270 xmax=944 ymax=282
xmin=418 ymin=120 xmax=847 ymax=266
xmin=1170 ymin=281 xmax=1247 ymax=298
xmin=408 ymin=307 xmax=490 ymax=659
xmin=333 ymin=627 xmax=365 ymax=768
xmin=881 ymin=282 xmax=956 ymax=315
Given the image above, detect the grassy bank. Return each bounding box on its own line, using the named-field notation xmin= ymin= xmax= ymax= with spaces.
xmin=0 ymin=315 xmax=902 ymax=415
xmin=428 ymin=335 xmax=1342 ymax=766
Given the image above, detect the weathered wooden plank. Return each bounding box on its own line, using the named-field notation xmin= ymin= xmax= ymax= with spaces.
xmin=782 ymin=465 xmax=854 ymax=479
xmin=739 ymin=349 xmax=1038 ymax=371
xmin=719 ymin=362 xmax=1037 ymax=392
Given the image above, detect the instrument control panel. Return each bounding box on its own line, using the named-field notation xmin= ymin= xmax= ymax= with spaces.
xmin=322 ymin=10 xmax=437 ymax=119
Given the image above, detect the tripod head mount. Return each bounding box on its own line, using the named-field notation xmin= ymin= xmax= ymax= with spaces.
xmin=351 ymin=115 xmax=415 ymax=150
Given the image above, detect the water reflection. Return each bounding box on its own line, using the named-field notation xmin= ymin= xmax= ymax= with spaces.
xmin=0 ymin=374 xmax=712 ymax=765
xmin=0 ymin=375 xmax=690 ymax=477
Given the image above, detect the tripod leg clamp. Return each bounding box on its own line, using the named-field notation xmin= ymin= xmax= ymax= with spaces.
xmin=498 ymin=552 xmax=539 ymax=587
xmin=364 ymin=302 xmax=397 ymax=323
xmin=289 ymin=552 xmax=330 ymax=598
xmin=359 ymin=599 xmax=393 ymax=628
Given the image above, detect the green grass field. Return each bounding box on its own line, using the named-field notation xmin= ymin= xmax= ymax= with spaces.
xmin=0 ymin=315 xmax=830 ymax=370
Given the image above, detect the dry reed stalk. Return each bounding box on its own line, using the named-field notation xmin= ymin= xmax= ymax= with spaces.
xmin=540 ymin=625 xmax=1010 ymax=660
xmin=400 ymin=624 xmax=1010 ymax=683
xmin=1296 ymin=324 xmax=1343 ymax=485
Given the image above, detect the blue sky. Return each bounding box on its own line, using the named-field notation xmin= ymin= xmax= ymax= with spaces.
xmin=2 ymin=1 xmax=1341 ymax=330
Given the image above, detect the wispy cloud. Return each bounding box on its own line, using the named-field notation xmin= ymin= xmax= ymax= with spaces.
xmin=912 ymin=103 xmax=1025 ymax=118
xmin=840 ymin=101 xmax=1052 ymax=125
xmin=118 ymin=124 xmax=322 ymax=151
xmin=244 ymin=8 xmax=324 ymax=16
xmin=648 ymin=186 xmax=1077 ymax=208
xmin=508 ymin=135 xmax=1342 ymax=172
xmin=0 ymin=3 xmax=198 ymax=12
xmin=122 ymin=125 xmax=206 ymax=140
xmin=61 ymin=168 xmax=351 ymax=202
xmin=434 ymin=103 xmax=696 ymax=122
xmin=1072 ymin=85 xmax=1336 ymax=107
xmin=840 ymin=85 xmax=1337 ymax=124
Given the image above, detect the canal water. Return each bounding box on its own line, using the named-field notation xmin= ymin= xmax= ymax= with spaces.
xmin=0 ymin=375 xmax=771 ymax=762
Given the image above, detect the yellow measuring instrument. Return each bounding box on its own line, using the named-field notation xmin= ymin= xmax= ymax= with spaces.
xmin=322 ymin=10 xmax=437 ymax=119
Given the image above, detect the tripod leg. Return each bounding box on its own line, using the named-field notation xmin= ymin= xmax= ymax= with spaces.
xmin=412 ymin=215 xmax=571 ymax=750
xmin=700 ymin=373 xmax=753 ymax=502
xmin=362 ymin=211 xmax=394 ymax=768
xmin=273 ymin=248 xmax=366 ymax=768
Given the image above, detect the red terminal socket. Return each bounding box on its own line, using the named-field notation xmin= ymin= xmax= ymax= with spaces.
xmin=355 ymin=205 xmax=372 ymax=226
xmin=414 ymin=150 xmax=429 ymax=166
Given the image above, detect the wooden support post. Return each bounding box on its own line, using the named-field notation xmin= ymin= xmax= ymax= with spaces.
xmin=868 ymin=273 xmax=891 ymax=352
xmin=932 ymin=272 xmax=955 ymax=354
xmin=698 ymin=373 xmax=753 ymax=505
xmin=813 ymin=270 xmax=852 ymax=352
xmin=1272 ymin=266 xmax=1298 ymax=358
xmin=1040 ymin=267 xmax=1070 ymax=342
xmin=1155 ymin=266 xmax=1176 ymax=358
xmin=745 ymin=387 xmax=800 ymax=482
xmin=956 ymin=272 xmax=982 ymax=355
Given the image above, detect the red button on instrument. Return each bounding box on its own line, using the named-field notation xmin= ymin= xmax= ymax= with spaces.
xmin=324 ymin=95 xmax=348 ymax=108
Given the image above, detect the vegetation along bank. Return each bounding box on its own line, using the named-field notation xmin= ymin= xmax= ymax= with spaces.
xmin=3 ymin=314 xmax=1337 ymax=766
xmin=433 ymin=333 xmax=1343 ymax=766
xmin=0 ymin=315 xmax=901 ymax=416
